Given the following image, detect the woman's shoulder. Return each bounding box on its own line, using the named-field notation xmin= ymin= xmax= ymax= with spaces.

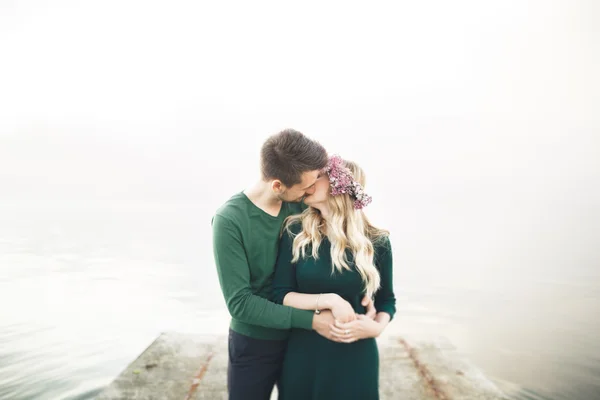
xmin=372 ymin=234 xmax=392 ymax=254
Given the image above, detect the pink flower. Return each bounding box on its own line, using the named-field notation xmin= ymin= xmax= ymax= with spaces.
xmin=324 ymin=155 xmax=372 ymax=209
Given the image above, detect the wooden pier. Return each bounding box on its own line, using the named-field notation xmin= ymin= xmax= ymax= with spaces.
xmin=96 ymin=332 xmax=507 ymax=400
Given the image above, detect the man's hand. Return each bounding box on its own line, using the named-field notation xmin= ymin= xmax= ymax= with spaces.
xmin=327 ymin=294 xmax=357 ymax=323
xmin=330 ymin=314 xmax=384 ymax=343
xmin=312 ymin=310 xmax=336 ymax=340
xmin=361 ymin=295 xmax=377 ymax=319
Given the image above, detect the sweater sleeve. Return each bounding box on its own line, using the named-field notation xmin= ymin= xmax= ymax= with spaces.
xmin=374 ymin=236 xmax=396 ymax=320
xmin=271 ymin=226 xmax=298 ymax=305
xmin=212 ymin=214 xmax=314 ymax=330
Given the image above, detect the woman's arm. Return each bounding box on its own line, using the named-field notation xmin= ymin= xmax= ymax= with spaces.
xmin=330 ymin=236 xmax=396 ymax=342
xmin=283 ymin=292 xmax=356 ymax=323
xmin=373 ymin=236 xmax=396 ymax=321
xmin=282 ymin=292 xmax=331 ymax=310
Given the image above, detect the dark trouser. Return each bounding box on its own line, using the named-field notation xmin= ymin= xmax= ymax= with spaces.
xmin=227 ymin=329 xmax=287 ymax=400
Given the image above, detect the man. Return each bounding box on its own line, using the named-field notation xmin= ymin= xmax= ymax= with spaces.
xmin=212 ymin=129 xmax=374 ymax=400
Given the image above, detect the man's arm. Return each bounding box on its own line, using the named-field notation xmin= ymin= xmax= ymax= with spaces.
xmin=212 ymin=214 xmax=314 ymax=330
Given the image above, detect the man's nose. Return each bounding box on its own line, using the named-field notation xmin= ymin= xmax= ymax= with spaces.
xmin=305 ymin=187 xmax=316 ymax=195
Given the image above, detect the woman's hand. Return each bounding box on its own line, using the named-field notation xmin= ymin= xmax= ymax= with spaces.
xmin=361 ymin=295 xmax=377 ymax=319
xmin=324 ymin=294 xmax=356 ymax=323
xmin=330 ymin=314 xmax=384 ymax=343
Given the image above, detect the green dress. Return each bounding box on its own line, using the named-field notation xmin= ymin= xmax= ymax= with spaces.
xmin=272 ymin=224 xmax=396 ymax=400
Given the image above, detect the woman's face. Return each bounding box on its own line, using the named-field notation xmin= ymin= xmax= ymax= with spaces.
xmin=303 ymin=172 xmax=330 ymax=207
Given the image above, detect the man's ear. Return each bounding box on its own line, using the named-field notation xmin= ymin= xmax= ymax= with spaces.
xmin=271 ymin=179 xmax=285 ymax=194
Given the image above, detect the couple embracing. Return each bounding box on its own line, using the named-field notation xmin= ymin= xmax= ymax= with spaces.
xmin=212 ymin=129 xmax=396 ymax=400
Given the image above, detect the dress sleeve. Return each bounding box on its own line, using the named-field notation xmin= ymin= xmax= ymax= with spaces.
xmin=374 ymin=236 xmax=396 ymax=320
xmin=272 ymin=225 xmax=299 ymax=305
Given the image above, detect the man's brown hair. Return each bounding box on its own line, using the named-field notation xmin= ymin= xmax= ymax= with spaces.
xmin=260 ymin=129 xmax=328 ymax=187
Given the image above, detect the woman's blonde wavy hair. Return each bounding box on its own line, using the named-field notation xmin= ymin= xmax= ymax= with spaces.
xmin=283 ymin=160 xmax=389 ymax=298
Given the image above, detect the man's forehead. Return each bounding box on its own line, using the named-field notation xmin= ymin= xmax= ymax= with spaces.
xmin=299 ymin=170 xmax=320 ymax=188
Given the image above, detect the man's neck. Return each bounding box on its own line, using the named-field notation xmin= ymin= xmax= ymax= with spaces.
xmin=243 ymin=180 xmax=283 ymax=217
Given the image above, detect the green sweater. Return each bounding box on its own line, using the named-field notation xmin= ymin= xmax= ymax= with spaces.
xmin=212 ymin=192 xmax=315 ymax=340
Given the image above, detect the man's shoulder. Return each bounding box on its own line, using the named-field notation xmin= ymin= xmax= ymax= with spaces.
xmin=283 ymin=201 xmax=306 ymax=216
xmin=213 ymin=192 xmax=249 ymax=225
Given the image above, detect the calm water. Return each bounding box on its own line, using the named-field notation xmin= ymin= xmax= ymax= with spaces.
xmin=1 ymin=204 xmax=599 ymax=400
xmin=2 ymin=1 xmax=599 ymax=398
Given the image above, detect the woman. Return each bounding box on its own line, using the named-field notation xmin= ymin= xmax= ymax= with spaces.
xmin=272 ymin=155 xmax=396 ymax=400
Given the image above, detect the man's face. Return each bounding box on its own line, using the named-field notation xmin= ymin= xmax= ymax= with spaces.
xmin=277 ymin=170 xmax=320 ymax=203
xmin=302 ymin=171 xmax=330 ymax=206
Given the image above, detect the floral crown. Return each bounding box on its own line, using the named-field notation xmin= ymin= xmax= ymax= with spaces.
xmin=323 ymin=155 xmax=372 ymax=209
